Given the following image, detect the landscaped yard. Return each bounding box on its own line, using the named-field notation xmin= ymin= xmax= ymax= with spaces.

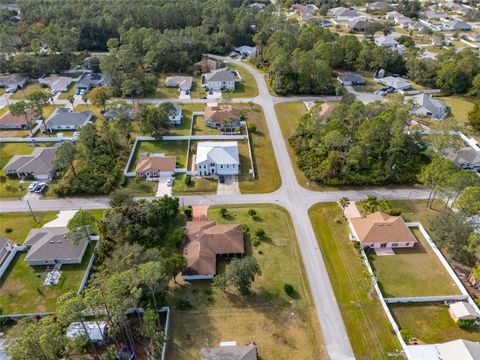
xmin=228 ymin=64 xmax=259 ymax=98
xmin=128 ymin=140 xmax=188 ymax=171
xmin=172 ymin=173 xmax=217 ymax=195
xmin=367 ymin=227 xmax=460 ymax=298
xmin=9 ymin=83 xmax=48 ymax=100
xmin=0 ymin=246 xmax=93 ymax=314
xmin=0 ymin=212 xmax=57 ymax=244
xmin=309 ymin=203 xmax=403 ymax=359
xmin=168 ymin=205 xmax=325 ymax=360
xmin=390 ymin=303 xmax=480 ymax=343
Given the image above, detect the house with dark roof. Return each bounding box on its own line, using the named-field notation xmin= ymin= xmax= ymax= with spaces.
xmin=183 ymin=220 xmax=244 ymax=280
xmin=202 ymin=69 xmax=238 ymax=91
xmin=76 ymin=73 xmax=109 ymax=93
xmin=349 ymin=212 xmax=418 ymax=249
xmin=204 ymin=104 xmax=242 ymax=133
xmin=407 ymin=93 xmax=448 ymax=120
xmin=103 ymin=107 xmax=137 ymax=121
xmin=39 ymin=76 xmax=73 ymax=93
xmin=165 ymin=76 xmax=193 ymax=91
xmin=0 ymin=108 xmax=35 ymax=129
xmin=201 ymin=343 xmax=257 ymax=360
xmin=348 ymin=18 xmax=370 ymax=32
xmin=24 ymin=227 xmax=89 ymax=266
xmin=337 ymin=72 xmax=365 ymax=85
xmin=377 ymin=76 xmax=411 ymax=91
xmin=317 ymin=18 xmax=333 ymax=27
xmin=367 ymin=2 xmax=388 ymax=12
xmin=3 ymin=147 xmax=57 ymax=180
xmin=442 ymin=20 xmax=471 ymax=31
xmin=43 ymin=108 xmax=92 ymax=132
xmin=443 ymin=147 xmax=480 ymax=171
xmin=0 ymin=73 xmax=28 ymax=92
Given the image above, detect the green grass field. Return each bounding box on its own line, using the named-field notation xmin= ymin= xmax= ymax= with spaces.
xmin=128 ymin=140 xmax=188 ymax=171
xmin=229 ymin=64 xmax=259 ymax=98
xmin=368 ymin=227 xmax=460 ymax=298
xmin=122 ymin=177 xmax=158 ymax=196
xmin=9 ymin=84 xmax=48 ymax=100
xmin=191 ymin=114 xmax=218 ymax=135
xmin=168 ymin=205 xmax=325 ymax=360
xmin=440 ymin=96 xmax=477 ymax=132
xmin=390 ymin=303 xmax=480 ymax=343
xmin=309 ymin=203 xmax=403 ymax=359
xmin=172 ymin=173 xmax=218 ymax=195
xmin=0 ymin=212 xmax=58 ymax=244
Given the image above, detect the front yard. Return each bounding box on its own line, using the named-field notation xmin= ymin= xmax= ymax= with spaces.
xmin=228 ymin=64 xmax=259 ymax=98
xmin=390 ymin=303 xmax=480 ymax=343
xmin=367 ymin=227 xmax=460 ymax=298
xmin=309 ymin=203 xmax=403 ymax=359
xmin=168 ymin=205 xmax=325 ymax=360
xmin=172 ymin=173 xmax=218 ymax=195
xmin=9 ymin=83 xmax=47 ymax=100
xmin=0 ymin=212 xmax=57 ymax=244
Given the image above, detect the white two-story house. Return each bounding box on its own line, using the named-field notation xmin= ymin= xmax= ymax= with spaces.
xmin=195 ymin=141 xmax=239 ymax=176
xmin=202 ymin=69 xmax=237 ymax=91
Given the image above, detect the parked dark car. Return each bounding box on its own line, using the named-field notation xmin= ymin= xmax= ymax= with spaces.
xmin=219 ymin=175 xmax=225 ymax=184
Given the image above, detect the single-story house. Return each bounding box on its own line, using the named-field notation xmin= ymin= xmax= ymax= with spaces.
xmin=202 ymin=69 xmax=237 ymax=91
xmin=337 ymin=72 xmax=365 ymax=85
xmin=367 ymin=1 xmax=388 ymax=12
xmin=235 ymin=46 xmax=256 ymax=58
xmin=406 ymin=93 xmax=448 ymax=120
xmin=386 ymin=11 xmax=403 ymax=21
xmin=103 ymin=107 xmax=137 ymax=121
xmin=442 ymin=20 xmax=471 ymax=31
xmin=3 ymin=146 xmax=57 ymax=180
xmin=334 ymin=8 xmax=361 ymax=21
xmin=76 ymin=73 xmax=108 ymax=93
xmin=201 ymin=342 xmax=257 ymax=360
xmin=204 ymin=104 xmax=242 ymax=133
xmin=375 ymin=35 xmax=400 ymax=48
xmin=422 ymin=10 xmax=447 ymax=20
xmin=183 ymin=220 xmax=244 ymax=280
xmin=0 ymin=108 xmax=35 ymax=129
xmin=67 ymin=322 xmax=107 ymax=344
xmin=24 ymin=226 xmax=89 ymax=265
xmin=195 ymin=141 xmax=240 ymax=176
xmin=449 ymin=302 xmax=478 ymax=322
xmin=135 ymin=155 xmax=177 ymax=178
xmin=317 ymin=18 xmax=333 ymax=27
xmin=0 ymin=73 xmax=28 ymax=92
xmin=443 ymin=147 xmax=480 ymax=171
xmin=377 ymin=76 xmax=411 ymax=91
xmin=407 ymin=21 xmax=427 ymax=31
xmin=168 ymin=104 xmax=183 ymax=126
xmin=291 ymin=3 xmax=319 ymax=15
xmin=349 ymin=211 xmax=418 ymax=249
xmin=39 ymin=76 xmax=73 ymax=93
xmin=348 ymin=18 xmax=370 ymax=32
xmin=299 ymin=11 xmax=315 ymax=21
xmin=43 ymin=108 xmax=92 ymax=132
xmin=165 ymin=76 xmax=193 ymax=92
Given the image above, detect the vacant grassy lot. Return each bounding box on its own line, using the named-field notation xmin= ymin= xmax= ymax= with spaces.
xmin=122 ymin=177 xmax=158 ymax=196
xmin=440 ymin=96 xmax=477 ymax=132
xmin=128 ymin=140 xmax=188 ymax=171
xmin=353 ymin=77 xmax=383 ymax=93
xmin=172 ymin=173 xmax=218 ymax=195
xmin=168 ymin=205 xmax=325 ymax=360
xmin=0 ymin=212 xmax=57 ymax=244
xmin=229 ymin=64 xmax=259 ymax=98
xmin=368 ymin=227 xmax=460 ymax=298
xmin=309 ymin=203 xmax=403 ymax=359
xmin=0 ymin=246 xmax=93 ymax=314
xmin=9 ymin=83 xmax=48 ymax=100
xmin=390 ymin=303 xmax=480 ymax=343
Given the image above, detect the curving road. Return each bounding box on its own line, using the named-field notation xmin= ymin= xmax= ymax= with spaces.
xmin=0 ymin=60 xmax=430 ymax=359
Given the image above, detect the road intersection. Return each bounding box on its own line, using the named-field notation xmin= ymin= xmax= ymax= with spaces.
xmin=0 ymin=60 xmax=431 ymax=359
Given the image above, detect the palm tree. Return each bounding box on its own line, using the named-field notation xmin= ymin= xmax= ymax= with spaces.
xmin=67 ymin=94 xmax=75 ymax=110
xmin=82 ymin=93 xmax=89 ymax=109
xmin=339 ymin=197 xmax=350 ymax=217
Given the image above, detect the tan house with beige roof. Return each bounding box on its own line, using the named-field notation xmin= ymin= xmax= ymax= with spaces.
xmin=349 ymin=212 xmax=417 ymax=249
xmin=135 ymin=155 xmax=176 ymax=178
xmin=183 ymin=220 xmax=244 ymax=280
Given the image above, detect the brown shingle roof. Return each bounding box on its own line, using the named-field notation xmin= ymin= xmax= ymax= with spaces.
xmin=135 ymin=155 xmax=176 ymax=174
xmin=0 ymin=108 xmax=35 ymax=126
xmin=183 ymin=220 xmax=244 ymax=276
xmin=204 ymin=105 xmax=241 ymax=123
xmin=350 ymin=212 xmax=418 ymax=244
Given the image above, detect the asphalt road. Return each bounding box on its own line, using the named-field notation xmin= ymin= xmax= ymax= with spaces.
xmin=0 ymin=60 xmax=431 ymax=359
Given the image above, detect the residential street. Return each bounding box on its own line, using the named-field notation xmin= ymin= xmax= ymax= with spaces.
xmin=0 ymin=60 xmax=432 ymax=360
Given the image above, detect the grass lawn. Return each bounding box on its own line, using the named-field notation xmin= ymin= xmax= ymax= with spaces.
xmin=128 ymin=140 xmax=188 ymax=171
xmin=389 ymin=199 xmax=445 ymax=233
xmin=42 ymin=104 xmax=64 ymax=120
xmin=122 ymin=177 xmax=158 ymax=196
xmin=9 ymin=84 xmax=48 ymax=100
xmin=0 ymin=88 xmax=4 ymax=96
xmin=0 ymin=245 xmax=94 ymax=314
xmin=0 ymin=129 xmax=31 ymax=138
xmin=168 ymin=205 xmax=325 ymax=360
xmin=238 ymin=104 xmax=280 ymax=194
xmin=0 ymin=212 xmax=57 ymax=244
xmin=172 ymin=173 xmax=217 ymax=195
xmin=353 ymin=78 xmax=383 ymax=93
xmin=390 ymin=303 xmax=480 ymax=343
xmin=367 ymin=227 xmax=460 ymax=298
xmin=440 ymin=96 xmax=477 ymax=132
xmin=57 ymin=84 xmax=76 ymax=100
xmin=228 ymin=64 xmax=259 ymax=98
xmin=156 ymin=74 xmax=207 ymax=99
xmin=170 ymin=104 xmax=201 ymax=136
xmin=192 ymin=114 xmax=219 ymax=136
xmin=309 ymin=203 xmax=403 ymax=359
xmin=0 ymin=106 xmax=7 ymax=116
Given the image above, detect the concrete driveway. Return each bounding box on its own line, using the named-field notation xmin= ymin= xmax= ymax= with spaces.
xmin=43 ymin=210 xmax=78 ymax=227
xmin=207 ymin=90 xmax=221 ymax=99
xmin=156 ymin=178 xmax=173 ymax=197
xmin=216 ymin=175 xmax=240 ymax=195
xmin=179 ymin=91 xmax=191 ymax=100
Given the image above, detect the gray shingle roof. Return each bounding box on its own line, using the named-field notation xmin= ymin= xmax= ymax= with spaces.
xmin=204 ymin=70 xmax=236 ymax=83
xmin=24 ymin=227 xmax=89 ymax=263
xmin=3 ymin=147 xmax=57 ymax=177
xmin=44 ymin=108 xmax=92 ymax=129
xmin=444 ymin=147 xmax=480 ymax=166
xmin=201 ymin=344 xmax=257 ymax=360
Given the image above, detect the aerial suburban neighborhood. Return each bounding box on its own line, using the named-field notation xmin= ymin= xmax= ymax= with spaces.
xmin=1 ymin=0 xmax=480 ymax=359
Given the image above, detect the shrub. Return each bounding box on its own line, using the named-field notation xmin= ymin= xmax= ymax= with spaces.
xmin=389 ymin=208 xmax=402 ymax=216
xmin=5 ymin=228 xmax=12 ymax=234
xmin=400 ymin=329 xmax=413 ymax=342
xmin=334 ymin=217 xmax=342 ymax=224
xmin=248 ymin=209 xmax=257 ymax=218
xmin=220 ymin=208 xmax=228 ymax=217
xmin=255 ymin=228 xmax=265 ymax=239
xmin=184 ymin=206 xmax=193 ymax=218
xmin=247 ymin=122 xmax=257 ymax=133
xmin=184 ymin=175 xmax=192 ymax=186
xmin=252 ymin=236 xmax=261 ymax=247
xmin=242 ymin=224 xmax=249 ymax=234
xmin=457 ymin=319 xmax=476 ymax=329
xmin=176 ymin=299 xmax=193 ymax=310
xmin=284 ymin=283 xmax=294 ymax=295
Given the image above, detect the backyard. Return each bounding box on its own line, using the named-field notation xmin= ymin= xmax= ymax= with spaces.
xmin=390 ymin=303 xmax=480 ymax=344
xmin=309 ymin=203 xmax=403 ymax=359
xmin=367 ymin=227 xmax=460 ymax=298
xmin=168 ymin=205 xmax=325 ymax=360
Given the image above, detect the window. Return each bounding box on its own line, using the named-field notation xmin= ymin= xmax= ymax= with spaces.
xmin=392 ymin=243 xmax=398 ymax=247
xmin=221 ymin=165 xmax=223 ymax=168
xmin=405 ymin=243 xmax=409 ymax=246
xmin=226 ymin=164 xmax=229 ymax=168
